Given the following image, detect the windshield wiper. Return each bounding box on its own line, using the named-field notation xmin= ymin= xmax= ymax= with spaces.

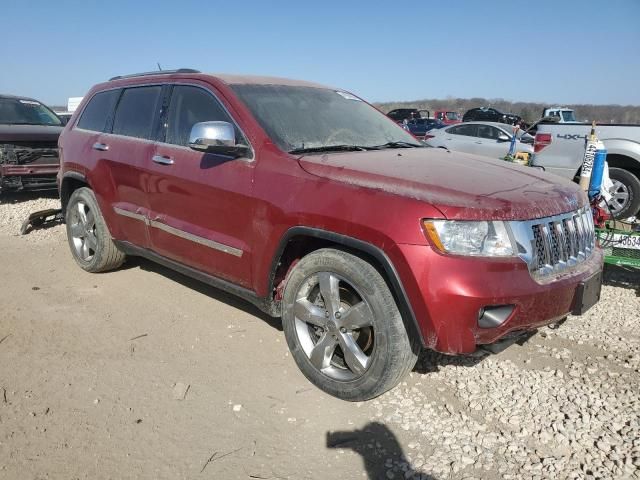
xmin=288 ymin=144 xmax=371 ymax=154
xmin=371 ymin=141 xmax=424 ymax=149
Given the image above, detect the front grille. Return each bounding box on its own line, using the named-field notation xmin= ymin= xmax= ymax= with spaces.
xmin=511 ymin=206 xmax=596 ymax=280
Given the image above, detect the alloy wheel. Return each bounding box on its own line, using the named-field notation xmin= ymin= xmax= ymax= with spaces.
xmin=293 ymin=272 xmax=375 ymax=381
xmin=68 ymin=201 xmax=98 ymax=261
xmin=608 ymin=179 xmax=630 ymax=216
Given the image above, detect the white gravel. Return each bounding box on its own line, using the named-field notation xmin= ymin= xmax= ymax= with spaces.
xmin=0 ymin=192 xmax=64 ymax=242
xmin=1 ymin=194 xmax=639 ymax=479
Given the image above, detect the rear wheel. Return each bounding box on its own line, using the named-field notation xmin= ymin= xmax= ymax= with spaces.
xmin=282 ymin=248 xmax=418 ymax=401
xmin=607 ymin=168 xmax=640 ymax=219
xmin=65 ymin=187 xmax=125 ymax=272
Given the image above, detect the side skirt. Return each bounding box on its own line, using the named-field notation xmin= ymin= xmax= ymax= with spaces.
xmin=113 ymin=240 xmax=280 ymax=317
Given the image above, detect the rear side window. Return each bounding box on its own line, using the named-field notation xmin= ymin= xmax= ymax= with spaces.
xmin=165 ymin=85 xmax=245 ymax=147
xmin=448 ymin=124 xmax=477 ymax=136
xmin=77 ymin=90 xmax=120 ymax=132
xmin=112 ymin=86 xmax=162 ymax=139
xmin=477 ymin=125 xmax=501 ymax=140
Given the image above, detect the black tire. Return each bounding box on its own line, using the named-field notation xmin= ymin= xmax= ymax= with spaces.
xmin=282 ymin=248 xmax=418 ymax=401
xmin=608 ymin=168 xmax=640 ymax=219
xmin=65 ymin=187 xmax=125 ymax=272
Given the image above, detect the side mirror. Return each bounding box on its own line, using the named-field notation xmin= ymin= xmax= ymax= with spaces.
xmin=188 ymin=121 xmax=250 ymax=158
xmin=497 ymin=133 xmax=510 ymax=142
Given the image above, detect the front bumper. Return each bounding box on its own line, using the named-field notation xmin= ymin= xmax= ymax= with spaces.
xmin=393 ymin=243 xmax=604 ymax=354
xmin=0 ymin=163 xmax=59 ymax=192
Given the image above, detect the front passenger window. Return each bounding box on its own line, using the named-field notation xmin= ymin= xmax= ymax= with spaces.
xmin=166 ymin=86 xmax=245 ymax=147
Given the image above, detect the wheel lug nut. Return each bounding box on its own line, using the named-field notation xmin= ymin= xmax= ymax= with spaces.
xmin=335 ymin=312 xmax=341 ymax=319
xmin=325 ymin=311 xmax=330 ymax=318
xmin=340 ymin=327 xmax=346 ymax=333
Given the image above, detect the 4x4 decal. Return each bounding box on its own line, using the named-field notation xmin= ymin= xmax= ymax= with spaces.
xmin=557 ymin=133 xmax=587 ymax=141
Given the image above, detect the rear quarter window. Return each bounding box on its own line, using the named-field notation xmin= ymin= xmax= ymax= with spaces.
xmin=77 ymin=90 xmax=120 ymax=132
xmin=112 ymin=86 xmax=162 ymax=139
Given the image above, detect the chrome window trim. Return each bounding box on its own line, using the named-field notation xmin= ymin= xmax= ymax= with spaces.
xmin=113 ymin=207 xmax=243 ymax=257
xmin=73 ymin=81 xmax=255 ymax=161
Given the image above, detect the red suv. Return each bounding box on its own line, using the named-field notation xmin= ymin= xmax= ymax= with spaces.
xmin=58 ymin=70 xmax=603 ymax=401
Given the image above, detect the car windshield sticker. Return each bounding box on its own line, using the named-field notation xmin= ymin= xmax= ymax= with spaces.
xmin=336 ymin=91 xmax=361 ymax=101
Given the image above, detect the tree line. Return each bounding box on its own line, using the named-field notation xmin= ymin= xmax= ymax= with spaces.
xmin=375 ymin=97 xmax=640 ymax=124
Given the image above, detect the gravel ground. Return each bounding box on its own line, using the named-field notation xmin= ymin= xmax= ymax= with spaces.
xmin=0 ymin=191 xmax=64 ymax=243
xmin=0 ymin=193 xmax=639 ymax=480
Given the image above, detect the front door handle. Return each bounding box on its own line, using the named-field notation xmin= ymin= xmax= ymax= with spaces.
xmin=92 ymin=142 xmax=109 ymax=151
xmin=152 ymin=155 xmax=174 ymax=165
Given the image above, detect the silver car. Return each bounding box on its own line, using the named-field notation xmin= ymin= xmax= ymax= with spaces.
xmin=425 ymin=122 xmax=534 ymax=159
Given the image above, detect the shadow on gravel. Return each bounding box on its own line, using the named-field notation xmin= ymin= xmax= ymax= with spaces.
xmin=603 ymin=264 xmax=640 ymax=296
xmin=412 ymin=348 xmax=488 ymax=374
xmin=327 ymin=422 xmax=436 ymax=480
xmin=0 ymin=190 xmax=58 ymax=205
xmin=127 ymin=256 xmax=283 ymax=331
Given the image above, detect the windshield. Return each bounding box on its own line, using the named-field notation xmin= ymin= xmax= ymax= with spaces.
xmin=0 ymin=98 xmax=62 ymax=126
xmin=232 ymin=85 xmax=421 ymax=152
xmin=445 ymin=112 xmax=459 ymax=120
xmin=561 ymin=110 xmax=577 ymax=122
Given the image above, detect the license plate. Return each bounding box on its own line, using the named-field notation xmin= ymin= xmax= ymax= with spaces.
xmin=572 ymin=271 xmax=602 ymax=315
xmin=609 ymin=233 xmax=640 ymax=250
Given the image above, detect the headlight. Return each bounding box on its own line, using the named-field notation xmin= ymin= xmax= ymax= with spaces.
xmin=422 ymin=220 xmax=514 ymax=257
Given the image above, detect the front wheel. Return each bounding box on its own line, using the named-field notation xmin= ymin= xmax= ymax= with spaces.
xmin=282 ymin=248 xmax=418 ymax=401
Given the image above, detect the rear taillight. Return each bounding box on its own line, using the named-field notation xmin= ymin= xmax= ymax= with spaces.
xmin=534 ymin=133 xmax=552 ymax=153
xmin=423 ymin=134 xmax=435 ymax=140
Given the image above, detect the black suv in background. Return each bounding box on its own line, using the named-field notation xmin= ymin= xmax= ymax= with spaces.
xmin=462 ymin=107 xmax=522 ymax=126
xmin=0 ymin=94 xmax=63 ymax=194
xmin=386 ymin=108 xmax=428 ymax=122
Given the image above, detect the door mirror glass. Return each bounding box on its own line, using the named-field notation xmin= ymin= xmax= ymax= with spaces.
xmin=188 ymin=121 xmax=249 ymax=157
xmin=497 ymin=133 xmax=510 ymax=142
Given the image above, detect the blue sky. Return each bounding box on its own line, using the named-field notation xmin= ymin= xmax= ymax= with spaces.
xmin=1 ymin=0 xmax=638 ymax=106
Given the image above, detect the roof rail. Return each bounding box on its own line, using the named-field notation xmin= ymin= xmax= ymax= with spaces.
xmin=108 ymin=68 xmax=201 ymax=81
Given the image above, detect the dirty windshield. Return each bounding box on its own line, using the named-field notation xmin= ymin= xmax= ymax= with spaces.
xmin=0 ymin=98 xmax=62 ymax=126
xmin=232 ymin=84 xmax=422 ymax=153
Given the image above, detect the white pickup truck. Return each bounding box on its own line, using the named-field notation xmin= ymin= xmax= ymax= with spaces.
xmin=531 ymin=123 xmax=640 ymax=218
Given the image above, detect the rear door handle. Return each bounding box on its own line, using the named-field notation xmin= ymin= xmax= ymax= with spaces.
xmin=92 ymin=142 xmax=109 ymax=151
xmin=152 ymin=155 xmax=174 ymax=165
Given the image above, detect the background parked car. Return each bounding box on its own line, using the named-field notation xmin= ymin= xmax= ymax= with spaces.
xmin=434 ymin=110 xmax=461 ymax=125
xmin=0 ymin=94 xmax=63 ymax=194
xmin=424 ymin=121 xmax=534 ymax=159
xmin=463 ymin=107 xmax=522 ymax=126
xmin=405 ymin=118 xmax=446 ymax=138
xmin=386 ymin=108 xmax=429 ymax=122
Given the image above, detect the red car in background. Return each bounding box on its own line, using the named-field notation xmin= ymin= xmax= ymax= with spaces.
xmin=434 ymin=110 xmax=462 ymax=125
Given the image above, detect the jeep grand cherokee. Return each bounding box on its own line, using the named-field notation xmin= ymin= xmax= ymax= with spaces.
xmin=57 ymin=69 xmax=603 ymax=401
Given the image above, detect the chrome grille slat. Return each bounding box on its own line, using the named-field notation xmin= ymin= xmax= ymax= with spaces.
xmin=554 ymin=221 xmax=568 ymax=263
xmin=511 ymin=206 xmax=595 ymax=281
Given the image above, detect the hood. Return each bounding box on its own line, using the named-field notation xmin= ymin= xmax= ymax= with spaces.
xmin=0 ymin=124 xmax=63 ymax=143
xmin=297 ymin=148 xmax=586 ymax=221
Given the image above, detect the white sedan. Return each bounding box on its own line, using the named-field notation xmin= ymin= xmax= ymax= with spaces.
xmin=424 ymin=121 xmax=534 ymax=159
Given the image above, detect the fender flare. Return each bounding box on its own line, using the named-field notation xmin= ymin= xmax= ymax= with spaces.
xmin=270 ymin=226 xmax=425 ymax=347
xmin=60 ymin=171 xmax=89 ymax=211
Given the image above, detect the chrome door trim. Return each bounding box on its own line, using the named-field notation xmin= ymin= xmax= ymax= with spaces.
xmin=149 ymin=219 xmax=243 ymax=257
xmin=113 ymin=207 xmax=243 ymax=257
xmin=113 ymin=206 xmax=147 ymax=222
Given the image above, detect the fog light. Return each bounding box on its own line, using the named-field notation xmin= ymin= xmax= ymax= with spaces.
xmin=478 ymin=305 xmax=515 ymax=328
